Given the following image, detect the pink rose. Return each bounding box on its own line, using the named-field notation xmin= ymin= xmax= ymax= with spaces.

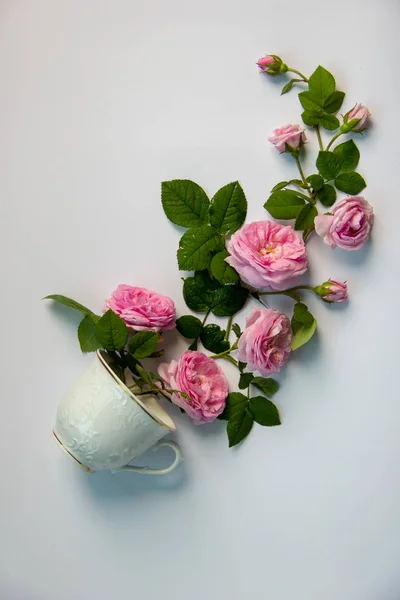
xmin=104 ymin=285 xmax=176 ymax=331
xmin=345 ymin=103 xmax=371 ymax=132
xmin=256 ymin=55 xmax=286 ymax=75
xmin=268 ymin=124 xmax=306 ymax=153
xmin=158 ymin=351 xmax=228 ymax=425
xmin=315 ymin=280 xmax=348 ymax=303
xmin=314 ymin=196 xmax=373 ymax=251
xmin=238 ymin=307 xmax=292 ymax=376
xmin=257 ymin=55 xmax=275 ymax=68
xmin=226 ymin=220 xmax=308 ymax=291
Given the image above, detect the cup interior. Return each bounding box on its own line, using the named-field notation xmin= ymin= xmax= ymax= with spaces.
xmin=97 ymin=351 xmax=176 ymax=432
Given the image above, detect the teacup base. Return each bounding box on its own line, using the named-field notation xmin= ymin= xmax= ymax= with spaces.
xmin=52 ymin=431 xmax=94 ymax=473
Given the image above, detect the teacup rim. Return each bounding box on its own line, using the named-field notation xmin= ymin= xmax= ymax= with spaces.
xmin=96 ymin=350 xmax=176 ymax=433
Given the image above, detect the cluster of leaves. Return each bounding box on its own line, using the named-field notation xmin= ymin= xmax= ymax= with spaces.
xmin=161 ymin=179 xmax=250 ymax=287
xmin=315 ymin=142 xmax=365 ymax=196
xmin=298 ymin=66 xmax=345 ymax=131
xmin=266 ymin=65 xmax=366 ymax=235
xmin=44 ymin=295 xmax=162 ymax=384
xmin=265 ymin=138 xmax=364 ymax=227
xmin=218 ymin=372 xmax=280 ymax=447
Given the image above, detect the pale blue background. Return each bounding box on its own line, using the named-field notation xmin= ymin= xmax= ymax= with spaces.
xmin=1 ymin=1 xmax=399 ymax=599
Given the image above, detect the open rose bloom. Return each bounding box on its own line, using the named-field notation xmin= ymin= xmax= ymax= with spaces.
xmin=158 ymin=351 xmax=229 ymax=425
xmin=226 ymin=220 xmax=308 ymax=291
xmin=104 ymin=284 xmax=176 ymax=331
xmin=268 ymin=124 xmax=306 ymax=153
xmin=238 ymin=308 xmax=292 ymax=376
xmin=315 ymin=197 xmax=373 ymax=251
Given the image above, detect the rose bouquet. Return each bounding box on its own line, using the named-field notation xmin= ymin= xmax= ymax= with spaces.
xmin=45 ymin=56 xmax=373 ymax=448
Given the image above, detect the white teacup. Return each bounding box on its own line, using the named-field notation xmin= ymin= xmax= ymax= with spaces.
xmin=53 ymin=351 xmax=183 ymax=474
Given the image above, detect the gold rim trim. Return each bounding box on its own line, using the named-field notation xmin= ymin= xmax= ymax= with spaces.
xmin=96 ymin=351 xmax=175 ymax=433
xmin=52 ymin=431 xmax=94 ymax=473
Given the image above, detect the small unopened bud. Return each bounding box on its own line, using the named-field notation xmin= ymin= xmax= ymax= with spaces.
xmin=314 ymin=280 xmax=348 ymax=303
xmin=256 ymin=55 xmax=287 ymax=76
xmin=341 ymin=103 xmax=371 ymax=133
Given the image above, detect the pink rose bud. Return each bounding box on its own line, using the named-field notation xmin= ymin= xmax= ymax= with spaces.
xmin=226 ymin=220 xmax=308 ymax=291
xmin=268 ymin=124 xmax=307 ymax=154
xmin=314 ymin=196 xmax=373 ymax=251
xmin=238 ymin=307 xmax=292 ymax=376
xmin=342 ymin=103 xmax=371 ymax=133
xmin=257 ymin=54 xmax=287 ymax=75
xmin=104 ymin=284 xmax=176 ymax=332
xmin=158 ymin=351 xmax=229 ymax=425
xmin=315 ymin=280 xmax=348 ymax=303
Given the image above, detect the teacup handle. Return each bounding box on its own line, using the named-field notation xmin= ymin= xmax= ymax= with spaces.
xmin=112 ymin=440 xmax=183 ymax=475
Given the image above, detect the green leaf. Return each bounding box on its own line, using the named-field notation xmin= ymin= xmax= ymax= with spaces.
xmin=291 ymin=178 xmax=308 ymax=189
xmin=200 ymin=324 xmax=230 ymax=354
xmin=78 ymin=315 xmax=101 ymax=353
xmin=335 ymin=172 xmax=366 ymax=194
xmin=323 ymin=91 xmax=345 ymax=114
xmin=306 ymin=174 xmax=324 ymax=191
xmin=177 ymin=226 xmax=224 ymax=271
xmin=333 ymin=139 xmax=360 ymax=172
xmin=136 ymin=364 xmax=153 ymax=386
xmin=232 ymin=323 xmax=241 ymax=338
xmin=293 ymin=302 xmax=315 ymax=326
xmin=211 ymin=285 xmax=249 ymax=317
xmin=298 ymin=90 xmax=323 ymax=111
xmin=188 ymin=339 xmax=198 ymax=351
xmin=271 ymin=181 xmax=289 ymax=192
xmin=227 ymin=408 xmax=254 ymax=447
xmin=218 ymin=392 xmax=248 ymax=421
xmin=183 ymin=277 xmax=214 ymax=312
xmin=319 ymin=113 xmax=340 ymax=131
xmin=317 ymin=184 xmax=336 ymax=207
xmin=124 ymin=353 xmax=140 ymax=376
xmin=96 ymin=310 xmax=128 ymax=352
xmin=264 ymin=190 xmax=305 ymax=219
xmin=238 ymin=361 xmax=247 ymax=373
xmin=176 ymin=315 xmax=203 ymax=339
xmin=301 ymin=110 xmax=321 ymax=127
xmin=308 ymin=65 xmax=336 ymax=104
xmin=43 ymin=294 xmax=95 ymax=317
xmin=210 ymin=251 xmax=240 ymax=284
xmin=249 ymin=396 xmax=281 ymax=426
xmin=209 ymin=181 xmax=247 ymax=234
xmin=316 ymin=151 xmax=342 ymax=180
xmin=194 ymin=270 xmax=221 ymax=291
xmin=129 ymin=331 xmax=159 ymax=359
xmin=161 ymin=179 xmax=209 ymax=227
xmin=252 ymin=377 xmax=280 ymax=396
xmin=294 ymin=203 xmax=318 ymax=231
xmin=281 ymin=78 xmax=302 ymax=95
xmin=239 ymin=373 xmax=254 ymax=390
xmin=291 ymin=318 xmax=317 ymax=351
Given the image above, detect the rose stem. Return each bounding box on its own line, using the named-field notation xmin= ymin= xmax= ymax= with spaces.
xmin=315 ymin=126 xmax=324 ymax=151
xmin=293 ymin=154 xmax=313 ymax=199
xmin=225 ymin=316 xmax=233 ymax=340
xmin=287 ymin=68 xmax=308 ymax=82
xmin=326 ymin=131 xmax=343 ymax=151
